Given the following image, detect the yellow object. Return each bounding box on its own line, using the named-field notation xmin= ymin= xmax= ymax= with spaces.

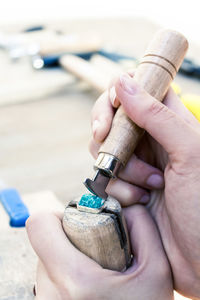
xmin=181 ymin=94 xmax=200 ymax=122
xmin=171 ymin=82 xmax=181 ymax=95
xmin=170 ymin=81 xmax=200 ymax=122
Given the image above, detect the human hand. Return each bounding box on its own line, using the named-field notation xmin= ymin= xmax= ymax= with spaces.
xmin=26 ymin=205 xmax=173 ymax=300
xmin=90 ymin=73 xmax=200 ymax=299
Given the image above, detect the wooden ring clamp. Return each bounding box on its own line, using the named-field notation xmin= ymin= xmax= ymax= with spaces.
xmin=63 ymin=196 xmax=132 ymax=271
xmin=63 ymin=29 xmax=188 ymax=272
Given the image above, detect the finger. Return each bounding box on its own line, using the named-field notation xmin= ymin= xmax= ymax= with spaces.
xmin=91 ymin=72 xmax=136 ymax=143
xmin=26 ymin=213 xmax=100 ymax=278
xmin=109 ymin=86 xmax=120 ymax=108
xmin=108 ymin=77 xmax=121 ymax=108
xmin=108 ymin=71 xmax=135 ymax=109
xmin=118 ymin=154 xmax=164 ymax=190
xmin=89 ymin=138 xmax=101 ymax=159
xmin=115 ymin=74 xmax=198 ymax=156
xmin=106 ymin=178 xmax=150 ymax=206
xmin=123 ymin=205 xmax=167 ymax=269
xmin=91 ymin=90 xmax=115 ymax=143
xmin=134 ymin=134 xmax=155 ymax=165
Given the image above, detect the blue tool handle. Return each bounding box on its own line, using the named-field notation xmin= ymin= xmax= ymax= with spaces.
xmin=41 ymin=51 xmax=98 ymax=68
xmin=0 ymin=188 xmax=30 ymax=227
xmin=23 ymin=25 xmax=45 ymax=32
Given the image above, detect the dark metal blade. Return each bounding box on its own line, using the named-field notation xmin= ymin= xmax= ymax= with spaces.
xmin=84 ymin=170 xmax=110 ymax=200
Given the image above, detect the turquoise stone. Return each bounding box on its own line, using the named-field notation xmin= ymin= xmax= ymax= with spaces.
xmin=79 ymin=194 xmax=105 ymax=209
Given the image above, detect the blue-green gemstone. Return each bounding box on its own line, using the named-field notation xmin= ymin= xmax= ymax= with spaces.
xmin=79 ymin=194 xmax=105 ymax=209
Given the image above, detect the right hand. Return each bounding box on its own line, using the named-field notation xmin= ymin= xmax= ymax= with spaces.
xmin=90 ymin=73 xmax=200 ymax=299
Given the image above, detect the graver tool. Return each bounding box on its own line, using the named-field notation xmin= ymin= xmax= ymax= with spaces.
xmin=63 ymin=29 xmax=188 ymax=272
xmin=84 ymin=29 xmax=188 ymax=199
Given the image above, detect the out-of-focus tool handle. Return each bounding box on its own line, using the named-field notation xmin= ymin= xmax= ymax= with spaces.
xmin=60 ymin=54 xmax=110 ymax=91
xmin=40 ymin=35 xmax=102 ymax=56
xmin=99 ymin=29 xmax=188 ymax=165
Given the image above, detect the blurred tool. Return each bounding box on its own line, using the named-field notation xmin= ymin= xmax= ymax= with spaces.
xmin=181 ymin=94 xmax=200 ymax=121
xmin=180 ymin=58 xmax=200 ymax=78
xmin=33 ymin=49 xmax=136 ymax=69
xmin=0 ymin=27 xmax=200 ymax=108
xmin=0 ymin=27 xmax=102 ymax=64
xmin=23 ymin=25 xmax=45 ymax=32
xmin=60 ymin=54 xmax=125 ymax=92
xmin=32 ymin=41 xmax=200 ymax=81
xmin=166 ymin=82 xmax=200 ymax=122
xmin=0 ymin=188 xmax=29 ymax=227
xmin=84 ymin=29 xmax=188 ymax=199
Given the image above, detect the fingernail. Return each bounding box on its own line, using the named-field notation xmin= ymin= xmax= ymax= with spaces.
xmin=140 ymin=194 xmax=150 ymax=204
xmin=92 ymin=120 xmax=100 ymax=137
xmin=109 ymin=86 xmax=117 ymax=106
xmin=146 ymin=174 xmax=164 ymax=189
xmin=120 ymin=74 xmax=135 ymax=95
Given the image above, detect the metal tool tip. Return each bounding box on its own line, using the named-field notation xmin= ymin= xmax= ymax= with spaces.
xmin=84 ymin=172 xmax=109 ymax=200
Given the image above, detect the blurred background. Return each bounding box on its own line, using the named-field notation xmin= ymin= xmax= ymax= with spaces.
xmin=0 ymin=0 xmax=199 ymax=299
xmin=1 ymin=0 xmax=199 ymax=45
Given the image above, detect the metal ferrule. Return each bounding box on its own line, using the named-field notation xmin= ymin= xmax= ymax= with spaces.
xmin=94 ymin=152 xmax=122 ymax=178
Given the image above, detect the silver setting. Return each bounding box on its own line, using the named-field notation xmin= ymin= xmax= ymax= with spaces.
xmin=94 ymin=152 xmax=121 ymax=178
xmin=77 ymin=203 xmax=105 ymax=214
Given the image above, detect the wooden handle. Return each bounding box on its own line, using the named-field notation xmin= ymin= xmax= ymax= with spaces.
xmin=39 ymin=34 xmax=102 ymax=56
xmin=99 ymin=29 xmax=188 ymax=165
xmin=60 ymin=54 xmax=111 ymax=92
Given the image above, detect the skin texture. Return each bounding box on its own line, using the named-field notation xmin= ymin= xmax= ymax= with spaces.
xmin=90 ymin=73 xmax=200 ymax=299
xmin=26 ymin=206 xmax=173 ymax=300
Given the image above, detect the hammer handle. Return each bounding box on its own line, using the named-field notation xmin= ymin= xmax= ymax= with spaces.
xmin=99 ymin=30 xmax=188 ymax=165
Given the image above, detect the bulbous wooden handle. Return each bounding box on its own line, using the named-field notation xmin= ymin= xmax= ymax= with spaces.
xmin=99 ymin=29 xmax=188 ymax=166
xmin=63 ymin=197 xmax=131 ymax=272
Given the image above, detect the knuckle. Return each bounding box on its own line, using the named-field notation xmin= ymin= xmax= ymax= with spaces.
xmin=148 ymin=101 xmax=168 ymax=118
xmin=123 ymin=185 xmax=142 ymax=205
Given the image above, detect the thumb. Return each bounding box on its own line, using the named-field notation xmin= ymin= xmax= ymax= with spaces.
xmin=115 ymin=74 xmax=195 ymax=155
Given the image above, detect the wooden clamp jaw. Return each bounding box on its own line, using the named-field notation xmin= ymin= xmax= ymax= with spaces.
xmin=62 ymin=196 xmax=132 ymax=271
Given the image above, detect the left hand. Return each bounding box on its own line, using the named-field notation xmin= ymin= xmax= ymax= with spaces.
xmin=26 ymin=206 xmax=173 ymax=300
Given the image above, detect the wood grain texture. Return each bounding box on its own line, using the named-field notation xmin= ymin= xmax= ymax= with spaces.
xmin=99 ymin=29 xmax=188 ymax=165
xmin=63 ymin=197 xmax=131 ymax=271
